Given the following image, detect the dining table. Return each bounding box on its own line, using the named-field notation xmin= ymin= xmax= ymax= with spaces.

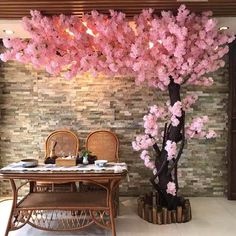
xmin=0 ymin=162 xmax=128 ymax=236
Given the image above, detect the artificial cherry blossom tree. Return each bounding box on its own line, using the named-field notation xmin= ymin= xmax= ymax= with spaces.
xmin=0 ymin=5 xmax=234 ymax=210
xmin=131 ymin=6 xmax=234 ymax=209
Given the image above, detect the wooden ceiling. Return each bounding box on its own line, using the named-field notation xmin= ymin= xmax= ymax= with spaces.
xmin=1 ymin=0 xmax=236 ymax=19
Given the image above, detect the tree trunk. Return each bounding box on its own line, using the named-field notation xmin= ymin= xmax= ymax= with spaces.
xmin=150 ymin=77 xmax=185 ymax=210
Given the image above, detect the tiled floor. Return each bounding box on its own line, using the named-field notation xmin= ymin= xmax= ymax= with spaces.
xmin=0 ymin=197 xmax=236 ymax=236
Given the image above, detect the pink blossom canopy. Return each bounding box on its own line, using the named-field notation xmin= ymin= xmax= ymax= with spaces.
xmin=0 ymin=5 xmax=234 ymax=89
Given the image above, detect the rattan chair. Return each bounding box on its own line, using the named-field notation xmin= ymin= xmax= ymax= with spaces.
xmin=86 ymin=130 xmax=119 ymax=163
xmin=36 ymin=129 xmax=79 ymax=192
xmin=85 ymin=130 xmax=120 ymax=215
xmin=44 ymin=129 xmax=79 ymax=158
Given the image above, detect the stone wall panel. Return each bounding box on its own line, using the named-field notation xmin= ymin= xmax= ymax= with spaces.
xmin=0 ymin=57 xmax=229 ymax=197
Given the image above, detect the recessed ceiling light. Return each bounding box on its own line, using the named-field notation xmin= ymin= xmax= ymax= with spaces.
xmin=219 ymin=26 xmax=229 ymax=31
xmin=65 ymin=28 xmax=74 ymax=36
xmin=3 ymin=29 xmax=14 ymax=35
xmin=149 ymin=41 xmax=154 ymax=49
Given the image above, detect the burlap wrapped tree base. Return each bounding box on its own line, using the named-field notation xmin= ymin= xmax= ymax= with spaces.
xmin=137 ymin=192 xmax=192 ymax=224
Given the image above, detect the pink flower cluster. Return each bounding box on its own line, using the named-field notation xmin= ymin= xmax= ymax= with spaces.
xmin=149 ymin=105 xmax=166 ymax=118
xmin=169 ymin=101 xmax=182 ymax=126
xmin=140 ymin=150 xmax=156 ymax=170
xmin=131 ymin=5 xmax=234 ymax=89
xmin=0 ymin=10 xmax=135 ymax=79
xmin=186 ymin=116 xmax=208 ymax=138
xmin=0 ymin=5 xmax=234 ymax=86
xmin=166 ymin=181 xmax=176 ymax=196
xmin=143 ymin=105 xmax=167 ymax=137
xmin=143 ymin=114 xmax=158 ymax=137
xmin=182 ymin=94 xmax=198 ymax=111
xmin=185 ymin=116 xmax=217 ymax=139
xmin=133 ymin=97 xmax=217 ymax=171
xmin=191 ymin=77 xmax=214 ymax=87
xmin=132 ymin=134 xmax=154 ymax=151
xmin=206 ymin=130 xmax=217 ymax=139
xmin=164 ymin=140 xmax=177 ymax=160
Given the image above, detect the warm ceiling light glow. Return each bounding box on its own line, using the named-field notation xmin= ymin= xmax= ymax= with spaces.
xmin=82 ymin=22 xmax=97 ymax=37
xmin=3 ymin=29 xmax=14 ymax=35
xmin=149 ymin=41 xmax=154 ymax=49
xmin=82 ymin=21 xmax=87 ymax=27
xmin=219 ymin=26 xmax=229 ymax=31
xmin=86 ymin=28 xmax=97 ymax=37
xmin=65 ymin=28 xmax=74 ymax=36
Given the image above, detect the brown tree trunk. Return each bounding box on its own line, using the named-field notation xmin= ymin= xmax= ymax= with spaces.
xmin=150 ymin=77 xmax=185 ymax=210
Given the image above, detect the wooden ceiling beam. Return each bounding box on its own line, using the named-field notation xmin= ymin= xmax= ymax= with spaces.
xmin=0 ymin=0 xmax=236 ymax=18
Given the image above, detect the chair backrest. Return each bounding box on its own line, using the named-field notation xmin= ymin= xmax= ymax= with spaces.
xmin=86 ymin=130 xmax=119 ymax=162
xmin=44 ymin=129 xmax=79 ymax=158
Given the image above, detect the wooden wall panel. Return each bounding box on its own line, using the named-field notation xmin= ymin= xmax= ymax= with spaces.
xmin=228 ymin=39 xmax=236 ymax=200
xmin=0 ymin=0 xmax=236 ymax=18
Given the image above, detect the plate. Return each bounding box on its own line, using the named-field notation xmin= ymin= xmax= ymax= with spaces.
xmin=20 ymin=159 xmax=38 ymax=168
xmin=94 ymin=160 xmax=108 ymax=167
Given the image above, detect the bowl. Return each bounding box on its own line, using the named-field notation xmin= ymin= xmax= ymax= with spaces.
xmin=94 ymin=160 xmax=108 ymax=167
xmin=20 ymin=159 xmax=38 ymax=167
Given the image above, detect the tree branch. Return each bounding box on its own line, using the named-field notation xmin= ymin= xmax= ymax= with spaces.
xmin=181 ymin=76 xmax=190 ymax=85
xmin=167 ymin=111 xmax=185 ymax=176
xmin=151 ymin=154 xmax=168 ymax=183
xmin=161 ymin=123 xmax=168 ymax=151
xmin=167 ymin=77 xmax=184 ymax=142
xmin=152 ymin=142 xmax=161 ymax=157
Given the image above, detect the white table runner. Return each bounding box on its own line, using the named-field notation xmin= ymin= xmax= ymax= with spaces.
xmin=1 ymin=162 xmax=127 ymax=173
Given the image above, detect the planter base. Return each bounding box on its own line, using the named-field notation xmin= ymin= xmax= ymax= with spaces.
xmin=137 ymin=192 xmax=192 ymax=224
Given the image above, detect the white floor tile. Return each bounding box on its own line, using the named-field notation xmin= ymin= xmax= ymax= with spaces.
xmin=0 ymin=197 xmax=236 ymax=236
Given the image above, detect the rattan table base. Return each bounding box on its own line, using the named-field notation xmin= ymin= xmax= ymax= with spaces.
xmin=0 ymin=170 xmax=127 ymax=236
